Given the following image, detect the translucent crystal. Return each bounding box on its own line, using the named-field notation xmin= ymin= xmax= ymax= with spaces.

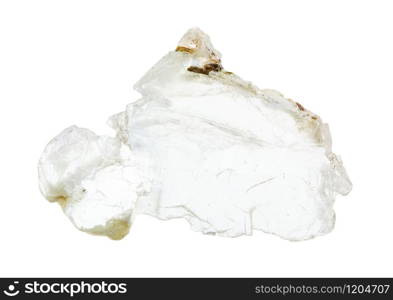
xmin=38 ymin=28 xmax=352 ymax=240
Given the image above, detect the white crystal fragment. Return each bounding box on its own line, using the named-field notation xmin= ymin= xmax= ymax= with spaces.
xmin=38 ymin=28 xmax=352 ymax=240
xmin=38 ymin=126 xmax=140 ymax=239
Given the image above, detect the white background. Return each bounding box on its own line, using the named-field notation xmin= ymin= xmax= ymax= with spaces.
xmin=0 ymin=0 xmax=392 ymax=277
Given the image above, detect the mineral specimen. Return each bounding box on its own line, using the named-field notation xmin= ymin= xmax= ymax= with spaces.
xmin=38 ymin=28 xmax=352 ymax=240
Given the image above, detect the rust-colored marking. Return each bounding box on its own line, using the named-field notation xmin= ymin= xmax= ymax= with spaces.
xmin=296 ymin=102 xmax=305 ymax=111
xmin=187 ymin=63 xmax=223 ymax=76
xmin=176 ymin=46 xmax=194 ymax=53
xmin=187 ymin=66 xmax=209 ymax=75
xmin=204 ymin=63 xmax=222 ymax=73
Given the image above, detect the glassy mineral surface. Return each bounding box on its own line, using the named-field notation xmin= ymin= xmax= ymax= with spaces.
xmin=38 ymin=28 xmax=352 ymax=240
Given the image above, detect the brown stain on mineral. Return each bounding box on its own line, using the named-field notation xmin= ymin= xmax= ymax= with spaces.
xmin=105 ymin=219 xmax=130 ymax=240
xmin=55 ymin=195 xmax=67 ymax=209
xmin=204 ymin=63 xmax=223 ymax=73
xmin=89 ymin=219 xmax=131 ymax=240
xmin=187 ymin=63 xmax=223 ymax=76
xmin=295 ymin=102 xmax=305 ymax=111
xmin=175 ymin=46 xmax=194 ymax=53
xmin=187 ymin=66 xmax=210 ymax=75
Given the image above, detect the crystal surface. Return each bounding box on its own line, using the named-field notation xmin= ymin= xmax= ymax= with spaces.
xmin=38 ymin=28 xmax=352 ymax=240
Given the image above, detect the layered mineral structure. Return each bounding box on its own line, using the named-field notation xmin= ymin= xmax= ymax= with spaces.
xmin=38 ymin=28 xmax=352 ymax=240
